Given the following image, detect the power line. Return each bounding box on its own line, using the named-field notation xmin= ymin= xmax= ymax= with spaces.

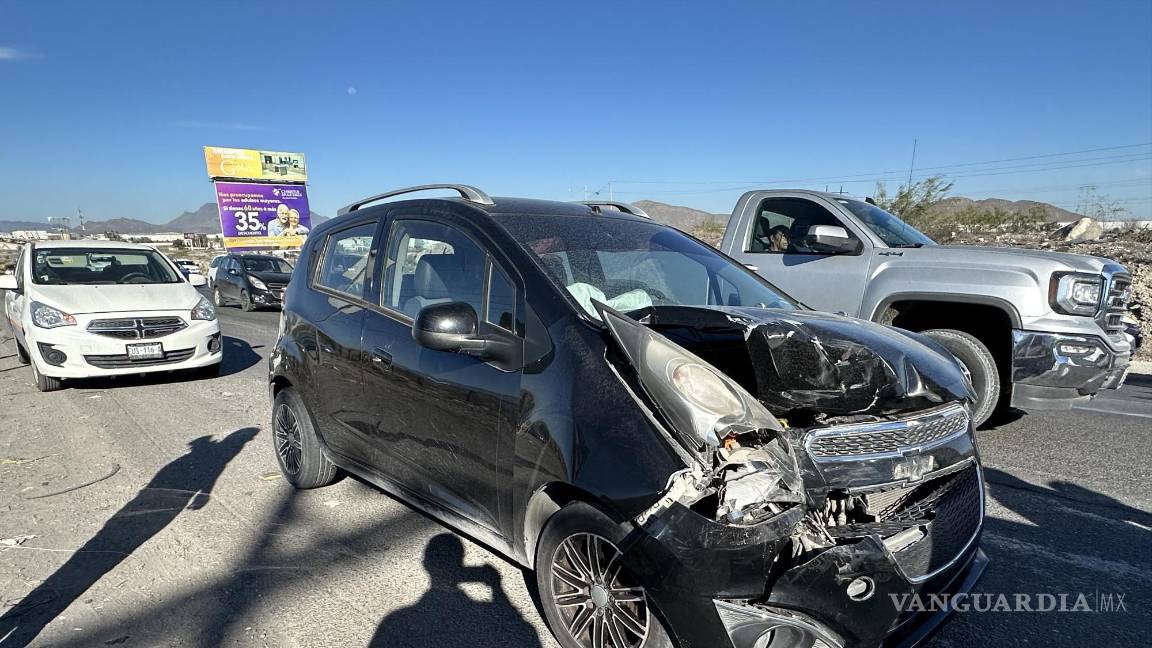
xmin=608 ymin=141 xmax=1152 ymax=187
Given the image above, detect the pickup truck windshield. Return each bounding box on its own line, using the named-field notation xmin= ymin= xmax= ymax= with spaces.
xmin=499 ymin=214 xmax=799 ymax=318
xmin=837 ymin=199 xmax=936 ymax=248
xmin=31 ymin=248 xmax=182 ymax=285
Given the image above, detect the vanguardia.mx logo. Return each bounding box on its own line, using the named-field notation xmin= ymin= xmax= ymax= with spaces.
xmin=890 ymin=591 xmax=1128 ymax=613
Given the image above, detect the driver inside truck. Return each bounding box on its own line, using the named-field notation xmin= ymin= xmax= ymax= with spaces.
xmin=766 ymin=225 xmax=790 ymax=252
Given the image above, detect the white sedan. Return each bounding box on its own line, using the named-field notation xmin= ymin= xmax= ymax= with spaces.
xmin=0 ymin=241 xmax=222 ymax=391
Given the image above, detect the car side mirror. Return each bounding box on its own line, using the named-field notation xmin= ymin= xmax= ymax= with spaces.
xmin=188 ymin=273 xmax=207 ymax=287
xmin=412 ymin=301 xmax=488 ymax=354
xmin=805 ymin=225 xmax=860 ymax=254
xmin=228 ymin=268 xmax=239 ymax=275
xmin=0 ymin=275 xmax=17 ymax=291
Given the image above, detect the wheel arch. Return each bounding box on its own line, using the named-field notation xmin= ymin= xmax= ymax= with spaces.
xmin=522 ymin=482 xmax=626 ymax=570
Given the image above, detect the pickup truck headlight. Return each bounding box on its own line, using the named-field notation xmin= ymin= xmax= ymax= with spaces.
xmin=249 ymin=277 xmax=268 ymax=291
xmin=31 ymin=301 xmax=77 ymax=328
xmin=191 ymin=296 xmax=217 ymax=321
xmin=1050 ymin=272 xmax=1103 ymax=316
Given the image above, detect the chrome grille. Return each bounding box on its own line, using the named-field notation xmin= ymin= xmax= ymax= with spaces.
xmin=87 ymin=317 xmax=188 ymax=340
xmin=806 ymin=404 xmax=969 ymax=459
xmin=1101 ymin=273 xmax=1131 ymax=338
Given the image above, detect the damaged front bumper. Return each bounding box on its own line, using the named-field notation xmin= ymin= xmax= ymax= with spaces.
xmin=620 ymin=417 xmax=985 ymax=648
xmin=1010 ymin=329 xmax=1130 ymax=410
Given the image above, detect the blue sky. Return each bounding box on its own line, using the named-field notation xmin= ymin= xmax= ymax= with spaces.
xmin=1 ymin=0 xmax=1150 ymax=223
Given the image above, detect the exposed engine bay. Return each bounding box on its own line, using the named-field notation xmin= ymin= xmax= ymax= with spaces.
xmin=601 ymin=302 xmax=982 ymax=580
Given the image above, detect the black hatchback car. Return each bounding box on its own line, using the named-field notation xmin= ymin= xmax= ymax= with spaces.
xmin=211 ymin=253 xmax=293 ymax=311
xmin=269 ymin=184 xmax=987 ymax=648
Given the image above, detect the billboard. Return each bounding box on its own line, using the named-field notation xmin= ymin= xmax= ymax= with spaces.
xmin=214 ymin=181 xmax=311 ymax=250
xmin=204 ymin=147 xmax=307 ymax=182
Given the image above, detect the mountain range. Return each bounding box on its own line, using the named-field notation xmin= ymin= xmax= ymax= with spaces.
xmin=0 ymin=203 xmax=329 ymax=236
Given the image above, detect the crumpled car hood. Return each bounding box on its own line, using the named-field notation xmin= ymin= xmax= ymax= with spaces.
xmin=632 ymin=305 xmax=974 ymax=418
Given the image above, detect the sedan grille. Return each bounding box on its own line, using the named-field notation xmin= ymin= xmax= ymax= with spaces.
xmin=84 ymin=348 xmax=195 ymax=369
xmin=806 ymin=405 xmax=969 ymax=459
xmin=88 ymin=317 xmax=188 ymax=340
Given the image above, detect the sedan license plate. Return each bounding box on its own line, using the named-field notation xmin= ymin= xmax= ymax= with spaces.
xmin=126 ymin=342 xmax=164 ymax=360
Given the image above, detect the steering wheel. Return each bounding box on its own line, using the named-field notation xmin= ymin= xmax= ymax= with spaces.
xmin=117 ymin=272 xmax=151 ymax=284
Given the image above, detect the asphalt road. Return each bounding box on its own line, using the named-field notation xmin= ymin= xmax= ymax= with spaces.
xmin=1 ymin=305 xmax=1149 ymax=647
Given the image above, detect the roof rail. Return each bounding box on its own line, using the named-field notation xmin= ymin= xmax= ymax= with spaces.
xmin=574 ymin=201 xmax=651 ymax=219
xmin=337 ymin=184 xmax=495 ymax=215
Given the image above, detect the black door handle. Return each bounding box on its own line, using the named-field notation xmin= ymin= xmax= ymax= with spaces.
xmin=371 ymin=348 xmax=393 ymax=371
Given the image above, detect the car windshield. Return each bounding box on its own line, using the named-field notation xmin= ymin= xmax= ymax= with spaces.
xmin=242 ymin=257 xmax=293 ymax=273
xmin=31 ymin=248 xmax=182 ymax=285
xmin=837 ymin=199 xmax=936 ymax=248
xmin=497 ymin=214 xmax=799 ymax=317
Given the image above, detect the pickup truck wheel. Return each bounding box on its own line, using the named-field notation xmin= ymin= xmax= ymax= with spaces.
xmin=922 ymin=329 xmax=999 ymax=428
xmin=272 ymin=387 xmax=339 ymax=488
xmin=535 ymin=502 xmax=673 ymax=648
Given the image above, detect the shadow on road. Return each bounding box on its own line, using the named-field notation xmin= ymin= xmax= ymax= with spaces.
xmin=369 ymin=534 xmax=543 ymax=648
xmin=942 ymin=467 xmax=1152 ymax=646
xmin=0 ymin=427 xmax=257 ymax=647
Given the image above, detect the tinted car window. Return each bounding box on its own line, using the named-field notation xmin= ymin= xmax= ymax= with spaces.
xmin=315 ymin=223 xmax=376 ymax=298
xmin=382 ymin=220 xmax=485 ymax=318
xmin=487 ymin=264 xmax=519 ymax=333
xmin=243 ymin=257 xmax=293 ymax=273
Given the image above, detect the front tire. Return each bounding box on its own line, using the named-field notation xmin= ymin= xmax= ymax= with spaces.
xmin=15 ymin=341 xmax=31 ymax=365
xmin=272 ymin=387 xmax=339 ymax=488
xmin=240 ymin=290 xmax=255 ymax=312
xmin=922 ymin=328 xmax=1000 ymax=428
xmin=213 ymin=287 xmax=227 ymax=307
xmin=535 ymin=503 xmax=673 ymax=648
xmin=31 ymin=360 xmax=62 ymax=392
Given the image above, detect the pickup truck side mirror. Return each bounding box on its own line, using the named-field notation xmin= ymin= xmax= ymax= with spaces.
xmin=805 ymin=225 xmax=861 ymax=254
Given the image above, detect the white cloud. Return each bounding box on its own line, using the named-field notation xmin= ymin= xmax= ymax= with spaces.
xmin=172 ymin=120 xmax=269 ymax=131
xmin=0 ymin=46 xmax=38 ymax=60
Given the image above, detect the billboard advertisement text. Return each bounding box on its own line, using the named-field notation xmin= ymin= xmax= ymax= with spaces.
xmin=214 ymin=181 xmax=311 ymax=250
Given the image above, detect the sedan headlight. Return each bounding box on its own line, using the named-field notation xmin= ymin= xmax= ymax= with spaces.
xmin=191 ymin=296 xmax=217 ymax=321
xmin=31 ymin=301 xmax=77 ymax=328
xmin=249 ymin=277 xmax=268 ymax=291
xmin=599 ymin=305 xmax=782 ymax=448
xmin=1050 ymin=272 xmax=1102 ymax=316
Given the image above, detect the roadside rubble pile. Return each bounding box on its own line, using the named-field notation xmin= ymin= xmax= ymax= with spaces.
xmin=946 ymin=219 xmax=1151 ymax=359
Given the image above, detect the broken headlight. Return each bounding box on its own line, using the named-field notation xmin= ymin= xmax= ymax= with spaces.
xmin=600 ymin=304 xmax=783 ymax=449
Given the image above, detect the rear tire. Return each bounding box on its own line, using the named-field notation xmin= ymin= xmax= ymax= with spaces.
xmin=535 ymin=502 xmax=673 ymax=648
xmin=922 ymin=328 xmax=1000 ymax=428
xmin=15 ymin=341 xmax=30 ymax=365
xmin=31 ymin=360 xmax=62 ymax=392
xmin=272 ymin=387 xmax=339 ymax=489
xmin=240 ymin=290 xmax=255 ymax=312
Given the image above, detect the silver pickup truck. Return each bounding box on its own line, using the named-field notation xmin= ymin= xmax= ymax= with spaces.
xmin=715 ymin=189 xmax=1132 ymax=427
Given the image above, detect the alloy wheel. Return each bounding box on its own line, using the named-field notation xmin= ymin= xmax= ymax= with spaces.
xmin=274 ymin=403 xmax=303 ymax=475
xmin=550 ymin=532 xmax=649 ymax=648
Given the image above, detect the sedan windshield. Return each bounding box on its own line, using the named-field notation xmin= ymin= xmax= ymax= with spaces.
xmin=242 ymin=257 xmax=293 ymax=273
xmin=31 ymin=248 xmax=182 ymax=285
xmin=837 ymin=199 xmax=936 ymax=248
xmin=497 ymin=214 xmax=799 ymax=317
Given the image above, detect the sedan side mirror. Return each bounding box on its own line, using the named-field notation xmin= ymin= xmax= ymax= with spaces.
xmin=0 ymin=274 xmax=17 ymax=291
xmin=188 ymin=273 xmax=208 ymax=287
xmin=805 ymin=225 xmax=860 ymax=254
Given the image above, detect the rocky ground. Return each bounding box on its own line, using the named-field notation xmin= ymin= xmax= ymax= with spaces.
xmin=944 ymin=224 xmax=1150 ymax=359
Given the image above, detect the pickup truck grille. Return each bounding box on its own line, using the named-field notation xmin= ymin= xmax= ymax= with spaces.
xmin=1100 ymin=273 xmax=1131 ymax=339
xmin=88 ymin=317 xmax=188 ymax=340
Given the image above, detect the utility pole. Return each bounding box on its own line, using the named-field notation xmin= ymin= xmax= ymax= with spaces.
xmin=77 ymin=208 xmax=85 ymax=233
xmin=608 ymin=182 xmax=613 ymax=201
xmin=907 ymin=139 xmax=918 ymax=186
